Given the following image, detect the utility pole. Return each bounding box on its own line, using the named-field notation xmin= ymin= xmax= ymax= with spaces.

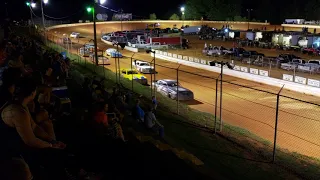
xmin=93 ymin=5 xmax=99 ymax=66
xmin=120 ymin=9 xmax=123 ymax=31
xmin=247 ymin=9 xmax=253 ymax=30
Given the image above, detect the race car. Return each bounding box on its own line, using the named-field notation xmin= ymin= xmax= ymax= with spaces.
xmin=152 ymin=79 xmax=194 ymax=100
xmin=120 ymin=69 xmax=148 ymax=85
xmin=70 ymin=32 xmax=80 ymax=38
xmin=132 ymin=60 xmax=156 ymax=74
xmin=104 ymin=48 xmax=123 ymax=58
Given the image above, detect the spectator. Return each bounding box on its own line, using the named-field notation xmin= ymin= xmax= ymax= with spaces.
xmin=133 ymin=99 xmax=144 ymax=123
xmin=152 ymin=95 xmax=157 ymax=111
xmin=0 ymin=68 xmax=21 ymax=107
xmin=94 ymin=102 xmax=125 ymax=141
xmin=0 ymin=158 xmax=33 ymax=180
xmin=144 ymin=106 xmax=164 ymax=136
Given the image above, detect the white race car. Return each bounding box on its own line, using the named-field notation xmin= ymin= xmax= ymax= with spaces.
xmin=104 ymin=48 xmax=123 ymax=58
xmin=70 ymin=32 xmax=80 ymax=38
xmin=132 ymin=60 xmax=155 ymax=74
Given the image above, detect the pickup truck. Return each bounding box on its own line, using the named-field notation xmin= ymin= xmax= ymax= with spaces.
xmin=132 ymin=60 xmax=156 ymax=74
xmin=281 ymin=59 xmax=306 ymax=70
xmin=298 ymin=59 xmax=320 ymax=73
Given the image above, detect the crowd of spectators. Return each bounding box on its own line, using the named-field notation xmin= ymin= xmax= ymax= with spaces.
xmin=0 ymin=31 xmax=165 ymax=179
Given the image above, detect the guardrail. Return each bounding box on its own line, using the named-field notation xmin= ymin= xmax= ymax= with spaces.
xmin=152 ymin=50 xmax=320 ymax=97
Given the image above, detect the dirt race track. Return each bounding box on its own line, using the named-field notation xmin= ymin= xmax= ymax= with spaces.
xmin=48 ymin=24 xmax=320 ymax=159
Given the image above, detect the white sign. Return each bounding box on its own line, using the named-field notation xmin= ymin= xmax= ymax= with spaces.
xmin=163 ymin=52 xmax=168 ymax=56
xmin=172 ymin=54 xmax=177 ymax=58
xmin=250 ymin=68 xmax=259 ymax=75
xmin=216 ymin=63 xmax=221 ymax=68
xmin=189 ymin=57 xmax=194 ymax=62
xmin=307 ymin=79 xmax=320 ymax=87
xmin=200 ymin=59 xmax=207 ymax=64
xmin=283 ymin=74 xmax=293 ymax=81
xmin=234 ymin=65 xmax=241 ymax=71
xmin=194 ymin=58 xmax=200 ymax=63
xmin=159 ymin=51 xmax=163 ymax=55
xmin=183 ymin=56 xmax=188 ymax=60
xmin=295 ymin=76 xmax=307 ymax=84
xmin=178 ymin=55 xmax=182 ymax=59
xmin=240 ymin=66 xmax=248 ymax=73
xmin=259 ymin=70 xmax=269 ymax=77
xmin=155 ymin=50 xmax=159 ymax=54
xmin=167 ymin=53 xmax=172 ymax=57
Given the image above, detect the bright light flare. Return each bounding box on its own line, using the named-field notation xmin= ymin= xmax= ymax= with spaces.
xmin=43 ymin=0 xmax=48 ymax=4
xmin=99 ymin=0 xmax=107 ymax=4
xmin=180 ymin=7 xmax=185 ymax=12
xmin=31 ymin=2 xmax=36 ymax=8
xmin=86 ymin=7 xmax=92 ymax=13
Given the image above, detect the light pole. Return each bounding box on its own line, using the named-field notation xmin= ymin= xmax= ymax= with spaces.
xmin=26 ymin=2 xmax=36 ymax=26
xmin=87 ymin=0 xmax=106 ymax=66
xmin=180 ymin=7 xmax=185 ymax=27
xmin=247 ymin=9 xmax=253 ymax=30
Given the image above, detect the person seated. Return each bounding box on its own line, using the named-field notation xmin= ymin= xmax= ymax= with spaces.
xmin=133 ymin=99 xmax=144 ymax=123
xmin=0 ymin=157 xmax=33 ymax=180
xmin=0 ymin=68 xmax=21 ymax=107
xmin=93 ymin=102 xmax=125 ymax=142
xmin=144 ymin=106 xmax=164 ymax=137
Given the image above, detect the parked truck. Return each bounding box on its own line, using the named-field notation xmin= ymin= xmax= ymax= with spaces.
xmin=182 ymin=26 xmax=201 ymax=35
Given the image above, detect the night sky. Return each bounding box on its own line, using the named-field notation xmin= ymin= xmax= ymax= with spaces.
xmin=1 ymin=0 xmax=185 ymax=21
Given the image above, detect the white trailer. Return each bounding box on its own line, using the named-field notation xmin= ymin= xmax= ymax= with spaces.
xmin=182 ymin=26 xmax=201 ymax=35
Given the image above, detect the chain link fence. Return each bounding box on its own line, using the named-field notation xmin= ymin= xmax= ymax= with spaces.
xmin=30 ymin=26 xmax=320 ymax=166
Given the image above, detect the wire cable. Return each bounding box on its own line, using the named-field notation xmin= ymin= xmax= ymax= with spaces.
xmin=29 ymin=7 xmax=41 ymax=18
xmin=43 ymin=9 xmax=83 ymax=20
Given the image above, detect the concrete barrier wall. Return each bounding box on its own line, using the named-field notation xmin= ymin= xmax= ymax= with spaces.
xmin=47 ymin=20 xmax=275 ymax=33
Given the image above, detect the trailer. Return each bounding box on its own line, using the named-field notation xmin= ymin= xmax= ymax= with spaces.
xmin=182 ymin=26 xmax=201 ymax=35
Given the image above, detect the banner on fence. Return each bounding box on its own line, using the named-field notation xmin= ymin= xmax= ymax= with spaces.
xmin=200 ymin=59 xmax=207 ymax=64
xmin=172 ymin=54 xmax=177 ymax=58
xmin=283 ymin=74 xmax=293 ymax=81
xmin=259 ymin=70 xmax=269 ymax=77
xmin=240 ymin=66 xmax=248 ymax=73
xmin=178 ymin=55 xmax=182 ymax=59
xmin=307 ymin=79 xmax=320 ymax=87
xmin=194 ymin=58 xmax=200 ymax=63
xmin=163 ymin=52 xmax=168 ymax=56
xmin=159 ymin=51 xmax=163 ymax=55
xmin=250 ymin=68 xmax=259 ymax=75
xmin=155 ymin=50 xmax=159 ymax=54
xmin=167 ymin=53 xmax=172 ymax=57
xmin=234 ymin=65 xmax=241 ymax=71
xmin=183 ymin=56 xmax=188 ymax=60
xmin=295 ymin=76 xmax=307 ymax=84
xmin=189 ymin=57 xmax=194 ymax=62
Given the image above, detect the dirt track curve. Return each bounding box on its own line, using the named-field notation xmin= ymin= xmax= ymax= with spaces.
xmin=48 ymin=25 xmax=320 ymax=159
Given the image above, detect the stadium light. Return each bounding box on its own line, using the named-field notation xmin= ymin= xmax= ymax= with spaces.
xmin=31 ymin=2 xmax=36 ymax=8
xmin=180 ymin=7 xmax=185 ymax=13
xmin=99 ymin=0 xmax=107 ymax=4
xmin=87 ymin=7 xmax=92 ymax=13
xmin=43 ymin=0 xmax=48 ymax=4
xmin=26 ymin=2 xmax=30 ymax=6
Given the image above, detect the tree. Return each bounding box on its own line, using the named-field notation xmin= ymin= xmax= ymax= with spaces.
xmin=169 ymin=13 xmax=180 ymax=20
xmin=149 ymin=13 xmax=157 ymax=20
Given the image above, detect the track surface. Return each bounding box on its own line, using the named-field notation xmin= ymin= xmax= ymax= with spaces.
xmin=49 ymin=27 xmax=320 ymax=158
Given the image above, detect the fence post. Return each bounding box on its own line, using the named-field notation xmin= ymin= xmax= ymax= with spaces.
xmin=176 ymin=64 xmax=181 ymax=115
xmin=118 ymin=57 xmax=121 ymax=84
xmin=130 ymin=53 xmax=136 ymax=91
xmin=114 ymin=56 xmax=118 ymax=83
xmin=214 ymin=78 xmax=219 ymax=134
xmin=219 ymin=61 xmax=223 ymax=132
xmin=272 ymin=85 xmax=285 ymax=163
